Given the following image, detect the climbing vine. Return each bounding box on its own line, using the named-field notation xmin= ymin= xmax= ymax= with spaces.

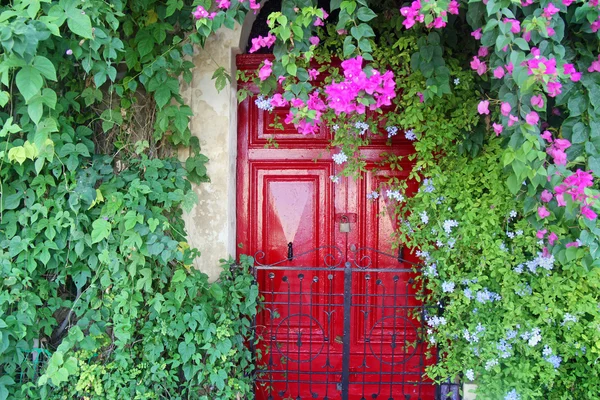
xmin=1 ymin=0 xmax=600 ymax=398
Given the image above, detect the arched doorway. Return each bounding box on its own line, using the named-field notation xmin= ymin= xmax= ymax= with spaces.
xmin=235 ymin=54 xmax=441 ymax=399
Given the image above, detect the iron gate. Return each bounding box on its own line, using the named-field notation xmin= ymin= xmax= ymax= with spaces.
xmin=251 ymin=246 xmax=460 ymax=400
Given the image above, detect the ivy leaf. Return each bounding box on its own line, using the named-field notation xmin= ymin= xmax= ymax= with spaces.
xmin=67 ymin=9 xmax=93 ymax=39
xmin=178 ymin=342 xmax=196 ymax=363
xmin=33 ymin=56 xmax=57 ymax=81
xmin=172 ymin=269 xmax=187 ymax=283
xmin=15 ymin=66 xmax=43 ymax=103
xmin=356 ymin=7 xmax=377 ymax=22
xmin=0 ymin=91 xmax=9 ymax=107
xmin=154 ymin=85 xmax=172 ymax=109
xmin=91 ymin=218 xmax=111 ymax=243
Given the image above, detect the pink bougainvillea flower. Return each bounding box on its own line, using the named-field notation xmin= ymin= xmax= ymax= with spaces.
xmin=478 ymin=47 xmax=489 ymax=57
xmin=592 ymin=19 xmax=600 ymax=33
xmin=546 ymin=81 xmax=562 ymax=97
xmin=270 ymin=93 xmax=288 ymax=108
xmin=503 ymin=18 xmax=521 ymax=33
xmin=523 ymin=31 xmax=532 ymax=42
xmin=531 ymin=94 xmax=544 ymax=108
xmin=566 ymin=241 xmax=581 ymax=247
xmin=314 ymin=8 xmax=329 ymax=26
xmin=494 ymin=66 xmax=505 ymax=79
xmin=417 ymin=92 xmax=424 ymax=102
xmin=309 ymin=36 xmax=320 ymax=46
xmin=543 ymin=3 xmax=560 ymax=18
xmin=192 ymin=5 xmax=209 ymax=19
xmin=290 ymin=98 xmax=305 ymax=108
xmin=562 ymin=0 xmax=575 ymax=5
xmin=554 ymin=138 xmax=572 ymax=151
xmin=217 ymin=0 xmax=231 ymax=8
xmin=308 ymin=68 xmax=320 ymax=80
xmin=588 ymin=56 xmax=600 ymax=73
xmin=493 ymin=123 xmax=503 ymax=135
xmin=249 ymin=33 xmax=276 ymax=53
xmin=448 ymin=0 xmax=460 ymax=14
xmin=525 ymin=111 xmax=539 ymax=125
xmin=501 ymin=102 xmax=512 ymax=116
xmin=508 ymin=114 xmax=519 ymax=126
xmin=478 ymin=100 xmax=490 ymax=115
xmin=548 ymin=232 xmax=558 ymax=245
xmin=470 ymin=56 xmax=487 ymax=76
xmin=249 ymin=0 xmax=261 ymax=11
xmin=563 ymin=63 xmax=582 ymax=81
xmin=471 ymin=28 xmax=482 ymax=40
xmin=538 ymin=206 xmax=551 ymax=219
xmin=547 ymin=139 xmax=571 ymax=165
xmin=400 ymin=0 xmax=424 ymax=29
xmin=541 ymin=130 xmax=553 ymax=142
xmin=258 ymin=59 xmax=273 ymax=81
xmin=541 ymin=190 xmax=554 ymax=202
xmin=582 ymin=205 xmax=598 ymax=219
xmin=537 ymin=229 xmax=547 ymax=238
xmin=522 ymin=0 xmax=534 ymax=5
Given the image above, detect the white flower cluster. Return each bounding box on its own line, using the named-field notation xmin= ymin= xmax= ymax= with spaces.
xmin=463 ymin=323 xmax=485 ymax=344
xmin=332 ymin=152 xmax=348 ymax=165
xmin=354 ymin=121 xmax=369 ymax=135
xmin=386 ymin=125 xmax=398 ymax=138
xmin=542 ymin=346 xmax=562 ymax=369
xmin=366 ymin=191 xmax=380 ymax=200
xmin=515 ymin=252 xmax=555 ymax=275
xmin=419 ymin=178 xmax=435 ymax=193
xmin=405 ymin=129 xmax=417 ymax=141
xmin=386 ymin=189 xmax=404 ymax=202
xmin=476 ymin=288 xmax=501 ymax=303
xmin=515 ymin=283 xmax=532 ymax=297
xmin=330 ymin=175 xmax=340 ymax=184
xmin=484 ymin=358 xmax=498 ymax=370
xmin=497 ymin=339 xmax=513 ymax=358
xmin=505 ymin=389 xmax=521 ymax=400
xmin=426 ymin=315 xmax=447 ymax=327
xmin=521 ymin=327 xmax=542 ymax=347
xmin=254 ymin=95 xmax=274 ymax=111
xmin=562 ymin=313 xmax=578 ymax=326
xmin=465 ymin=369 xmax=474 ymax=381
xmin=442 ymin=281 xmax=455 ymax=293
xmin=443 ymin=219 xmax=458 ymax=235
xmin=420 ymin=211 xmax=429 ymax=224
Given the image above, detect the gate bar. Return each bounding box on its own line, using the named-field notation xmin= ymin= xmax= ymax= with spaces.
xmin=341 ymin=261 xmax=352 ymax=400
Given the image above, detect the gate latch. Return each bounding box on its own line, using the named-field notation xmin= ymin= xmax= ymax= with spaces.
xmin=339 ymin=215 xmax=351 ymax=233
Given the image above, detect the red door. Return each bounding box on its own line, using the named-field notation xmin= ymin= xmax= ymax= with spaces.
xmin=237 ymin=55 xmax=436 ymax=400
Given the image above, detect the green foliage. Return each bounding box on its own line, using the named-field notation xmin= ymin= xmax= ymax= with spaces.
xmin=0 ymin=0 xmax=258 ymax=398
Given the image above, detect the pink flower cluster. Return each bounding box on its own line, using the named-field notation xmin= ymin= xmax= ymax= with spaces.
xmin=399 ymin=0 xmax=459 ymax=29
xmin=277 ymin=92 xmax=327 ymax=135
xmin=249 ymin=33 xmax=276 ymax=53
xmin=545 ymin=137 xmax=571 ymax=166
xmin=588 ymin=55 xmax=600 ymax=73
xmin=193 ymin=5 xmax=216 ymax=20
xmin=324 ymin=56 xmax=396 ymax=115
xmin=400 ymin=1 xmax=425 ymax=29
xmin=521 ymin=48 xmax=583 ymax=97
xmin=555 ymin=170 xmax=597 ymax=219
xmin=314 ymin=8 xmax=329 ymax=26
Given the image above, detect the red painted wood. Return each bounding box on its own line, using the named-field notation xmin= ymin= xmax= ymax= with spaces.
xmin=237 ymin=55 xmax=434 ymax=400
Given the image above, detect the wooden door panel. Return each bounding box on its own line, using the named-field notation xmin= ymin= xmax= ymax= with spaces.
xmin=248 ymin=94 xmax=331 ymax=148
xmin=236 ymin=64 xmax=435 ymax=398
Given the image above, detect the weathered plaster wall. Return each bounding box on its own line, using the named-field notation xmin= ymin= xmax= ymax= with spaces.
xmin=180 ymin=9 xmax=260 ymax=281
xmin=179 ymin=26 xmax=242 ymax=281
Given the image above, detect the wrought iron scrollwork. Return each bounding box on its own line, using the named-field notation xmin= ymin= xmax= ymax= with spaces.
xmin=253 ymin=245 xmax=345 ymax=268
